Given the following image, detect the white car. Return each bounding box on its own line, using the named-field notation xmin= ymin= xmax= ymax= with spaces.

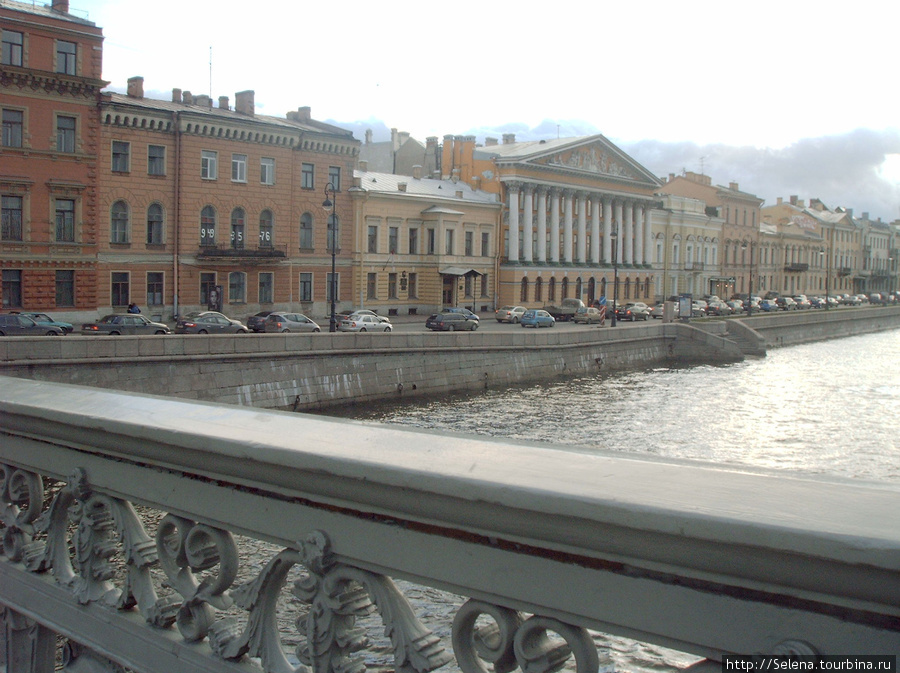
xmin=495 ymin=305 xmax=527 ymax=323
xmin=339 ymin=313 xmax=393 ymax=332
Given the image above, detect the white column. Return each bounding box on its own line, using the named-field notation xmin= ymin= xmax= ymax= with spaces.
xmin=537 ymin=187 xmax=547 ymax=263
xmin=507 ymin=182 xmax=520 ymax=262
xmin=577 ymin=192 xmax=587 ymax=264
xmin=634 ymin=203 xmax=644 ymax=266
xmin=624 ymin=200 xmax=634 ymax=266
xmin=644 ymin=205 xmax=654 ymax=267
xmin=523 ymin=186 xmax=534 ymax=263
xmin=550 ymin=188 xmax=561 ymax=263
xmin=614 ymin=200 xmax=624 ymax=264
xmin=603 ymin=198 xmax=613 ymax=264
xmin=563 ymin=190 xmax=574 ymax=264
xmin=590 ymin=195 xmax=601 ymax=264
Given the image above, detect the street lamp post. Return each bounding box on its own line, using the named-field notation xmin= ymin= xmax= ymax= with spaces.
xmin=322 ymin=182 xmax=339 ymax=332
xmin=819 ymin=246 xmax=830 ymax=310
xmin=742 ymin=241 xmax=754 ymax=317
xmin=611 ymin=226 xmax=618 ymax=327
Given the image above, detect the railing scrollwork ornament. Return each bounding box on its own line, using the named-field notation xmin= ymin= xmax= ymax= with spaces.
xmin=210 ymin=529 xmax=453 ymax=673
xmin=772 ymin=640 xmax=818 ymax=656
xmin=0 ymin=462 xmax=44 ymax=562
xmin=452 ymin=599 xmax=610 ymax=673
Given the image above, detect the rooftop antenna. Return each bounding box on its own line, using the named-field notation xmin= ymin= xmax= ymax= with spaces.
xmin=557 ymin=124 xmax=560 ymax=139
xmin=699 ymin=155 xmax=708 ymax=175
xmin=209 ymin=46 xmax=212 ymax=99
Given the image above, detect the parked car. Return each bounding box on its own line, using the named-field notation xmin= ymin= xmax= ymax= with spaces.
xmin=775 ymin=297 xmax=798 ymax=311
xmin=264 ymin=312 xmax=321 ymax=333
xmin=616 ymin=303 xmax=651 ymax=321
xmin=441 ymin=307 xmax=480 ymax=322
xmin=792 ymin=296 xmax=812 ymax=310
xmin=13 ymin=311 xmax=74 ymax=334
xmin=175 ymin=311 xmax=249 ymax=334
xmin=725 ymin=300 xmax=745 ymax=314
xmin=868 ymin=293 xmax=886 ymax=305
xmin=649 ymin=303 xmax=667 ymax=319
xmin=572 ymin=306 xmax=605 ymax=324
xmin=520 ymin=309 xmax=556 ymax=328
xmin=808 ymin=296 xmax=826 ymax=309
xmin=706 ymin=301 xmax=734 ymax=316
xmin=426 ymin=312 xmax=478 ymax=331
xmin=0 ymin=313 xmax=64 ymax=336
xmin=81 ymin=314 xmax=171 ymax=335
xmin=758 ymin=299 xmax=779 ymax=312
xmin=248 ymin=310 xmax=276 ymax=332
xmin=340 ymin=314 xmax=393 ymax=332
xmin=495 ymin=305 xmax=527 ymax=323
xmin=690 ymin=302 xmax=707 ymax=318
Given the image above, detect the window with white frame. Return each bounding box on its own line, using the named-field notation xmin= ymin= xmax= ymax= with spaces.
xmin=2 ymin=109 xmax=23 ymax=148
xmin=389 ymin=226 xmax=398 ymax=254
xmin=201 ymin=150 xmax=217 ymax=179
xmin=200 ymin=205 xmax=216 ymax=245
xmin=111 ymin=272 xmax=129 ymax=307
xmin=408 ymin=228 xmax=418 ymax=254
xmin=260 ymin=157 xmax=275 ymax=185
xmin=481 ymin=232 xmax=490 ymax=257
xmin=55 ymin=198 xmax=76 ymax=242
xmin=56 ymin=115 xmax=76 ymax=153
xmin=259 ymin=272 xmax=274 ymax=303
xmin=2 ymin=30 xmax=23 ymax=66
xmin=112 ymin=141 xmax=130 ymax=172
xmin=445 ymin=229 xmax=454 ymax=255
xmin=148 ymin=145 xmax=165 ymax=175
xmin=259 ymin=210 xmax=273 ymax=247
xmin=388 ymin=273 xmax=397 ymax=299
xmin=301 ymin=163 xmax=314 ymax=189
xmin=367 ymin=225 xmax=378 ymax=253
xmin=367 ymin=272 xmax=377 ymax=300
xmin=231 ymin=208 xmax=245 ymax=249
xmin=299 ymin=273 xmax=312 ymax=302
xmin=232 ymin=154 xmax=247 ymax=182
xmin=56 ymin=270 xmax=74 ymax=307
xmin=147 ymin=272 xmax=163 ymax=306
xmin=1 ymin=196 xmax=23 ymax=241
xmin=299 ymin=213 xmax=313 ymax=249
xmin=408 ymin=272 xmax=417 ymax=299
xmin=56 ymin=40 xmax=76 ymax=75
xmin=147 ymin=204 xmax=164 ymax=245
xmin=110 ymin=200 xmax=128 ymax=243
xmin=228 ymin=271 xmax=246 ymax=303
xmin=328 ymin=166 xmax=341 ymax=191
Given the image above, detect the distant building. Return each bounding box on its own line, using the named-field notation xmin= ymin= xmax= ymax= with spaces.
xmin=359 ymin=128 xmax=438 ymax=177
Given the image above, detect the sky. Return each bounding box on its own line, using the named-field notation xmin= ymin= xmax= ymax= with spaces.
xmin=67 ymin=0 xmax=900 ymax=221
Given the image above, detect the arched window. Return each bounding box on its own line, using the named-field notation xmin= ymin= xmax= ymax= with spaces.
xmin=587 ymin=278 xmax=596 ymax=304
xmin=624 ymin=278 xmax=631 ymax=299
xmin=111 ymin=200 xmax=129 ymax=244
xmin=299 ymin=213 xmax=313 ymax=249
xmin=575 ymin=277 xmax=583 ymax=298
xmin=534 ymin=277 xmax=543 ymax=302
xmin=520 ymin=277 xmax=529 ymax=302
xmin=600 ymin=278 xmax=607 ymax=297
xmin=561 ymin=277 xmax=569 ymax=299
xmin=259 ymin=209 xmax=274 ymax=248
xmin=147 ymin=203 xmax=164 ymax=245
xmin=200 ymin=206 xmax=216 ymax=245
xmin=548 ymin=277 xmax=556 ymax=302
xmin=644 ymin=277 xmax=651 ymax=298
xmin=231 ymin=208 xmax=245 ymax=249
xmin=328 ymin=214 xmax=339 ymax=252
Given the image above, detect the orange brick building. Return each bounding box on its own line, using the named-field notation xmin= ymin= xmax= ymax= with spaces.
xmin=1 ymin=0 xmax=105 ymax=313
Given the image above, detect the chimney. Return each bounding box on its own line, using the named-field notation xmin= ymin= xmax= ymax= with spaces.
xmin=182 ymin=90 xmax=193 ymax=105
xmin=789 ymin=195 xmax=798 ymax=206
xmin=218 ymin=96 xmax=230 ymax=110
xmin=365 ymin=129 xmax=373 ymax=144
xmin=777 ymin=197 xmax=783 ymax=205
xmin=398 ymin=131 xmax=410 ymax=146
xmin=195 ymin=94 xmax=211 ymax=108
xmin=502 ymin=133 xmax=516 ymax=144
xmin=426 ymin=136 xmax=438 ymax=149
xmin=668 ymin=173 xmax=675 ymax=182
xmin=729 ymin=181 xmax=739 ymax=191
xmin=398 ymin=182 xmax=407 ymax=192
xmin=286 ymin=107 xmax=311 ymax=123
xmin=172 ymin=88 xmax=182 ymax=103
xmin=412 ymin=165 xmax=423 ymax=179
xmin=235 ymin=90 xmax=255 ymax=116
xmin=485 ymin=137 xmax=498 ymax=146
xmin=359 ymin=160 xmax=368 ymax=172
xmin=391 ymin=128 xmax=399 ymax=151
xmin=51 ymin=0 xmax=69 ymax=12
xmin=862 ymin=211 xmax=869 ymax=220
xmin=127 ymin=76 xmax=144 ymax=98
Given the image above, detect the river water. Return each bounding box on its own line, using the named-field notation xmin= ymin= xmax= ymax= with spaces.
xmin=319 ymin=330 xmax=900 ymax=671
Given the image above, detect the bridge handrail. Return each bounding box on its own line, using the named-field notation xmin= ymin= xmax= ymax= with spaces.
xmin=1 ymin=375 xmax=898 ymax=672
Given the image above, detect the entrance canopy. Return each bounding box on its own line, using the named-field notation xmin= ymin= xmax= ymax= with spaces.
xmin=439 ymin=267 xmax=483 ymax=277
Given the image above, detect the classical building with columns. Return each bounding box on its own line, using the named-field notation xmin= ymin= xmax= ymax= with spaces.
xmin=441 ymin=135 xmax=662 ymax=309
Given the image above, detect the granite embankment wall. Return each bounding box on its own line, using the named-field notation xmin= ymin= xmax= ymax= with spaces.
xmin=738 ymin=305 xmax=900 ymax=347
xmin=0 ymin=322 xmax=738 ymax=411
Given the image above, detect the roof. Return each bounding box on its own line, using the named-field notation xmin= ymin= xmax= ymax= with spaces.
xmin=103 ymin=93 xmax=354 ymax=138
xmin=0 ymin=0 xmax=97 ymax=27
xmin=354 ymin=170 xmax=500 ymax=205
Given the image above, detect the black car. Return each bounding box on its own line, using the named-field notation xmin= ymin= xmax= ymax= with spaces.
xmin=440 ymin=307 xmax=480 ymax=322
xmin=248 ymin=311 xmax=276 ymax=332
xmin=175 ymin=311 xmax=249 ymax=334
xmin=81 ymin=314 xmax=171 ymax=335
xmin=426 ymin=313 xmax=478 ymax=331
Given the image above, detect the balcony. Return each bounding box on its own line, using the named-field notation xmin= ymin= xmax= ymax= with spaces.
xmin=784 ymin=263 xmax=809 ymax=272
xmin=684 ymin=261 xmax=705 ymax=271
xmin=837 ymin=267 xmax=853 ymax=277
xmin=198 ymin=243 xmax=287 ymax=261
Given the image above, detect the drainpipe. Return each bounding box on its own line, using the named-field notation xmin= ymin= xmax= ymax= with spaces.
xmin=173 ymin=111 xmax=181 ymax=319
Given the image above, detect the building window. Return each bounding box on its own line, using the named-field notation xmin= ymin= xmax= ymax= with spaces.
xmin=408 ymin=272 xmax=418 ymax=299
xmin=2 ymin=30 xmax=23 ymax=66
xmin=548 ymin=277 xmax=556 ymax=302
xmin=367 ymin=272 xmax=377 ymax=300
xmin=299 ymin=213 xmax=313 ymax=249
xmin=408 ymin=228 xmax=418 ymax=254
xmin=389 ymin=227 xmax=398 ymax=254
xmin=147 ymin=272 xmax=164 ymax=306
xmin=561 ymin=277 xmax=570 ymax=299
xmin=520 ymin=277 xmax=528 ymax=302
xmin=1 ymin=196 xmax=23 ymax=241
xmin=201 ymin=150 xmax=217 ymax=179
xmin=465 ymin=275 xmax=473 ymax=297
xmin=229 ymin=272 xmax=246 ymax=303
xmin=445 ymin=229 xmax=454 ymax=255
xmin=55 ymin=198 xmax=75 ymax=242
xmin=301 ymin=163 xmax=314 ymax=189
xmin=56 ymin=40 xmax=76 ymax=74
xmin=200 ymin=273 xmax=216 ymax=306
xmin=534 ymin=277 xmax=543 ymax=302
xmin=2 ymin=269 xmax=22 ymax=307
xmin=112 ymin=141 xmax=130 ymax=172
xmin=481 ymin=273 xmax=489 ymax=298
xmin=260 ymin=157 xmax=275 ymax=185
xmin=110 ymin=200 xmax=129 ymax=244
xmin=427 ymin=228 xmax=435 ymax=255
xmin=232 ymin=153 xmax=247 ymax=182
xmin=328 ymin=166 xmax=341 ymax=191
xmin=147 ymin=204 xmax=164 ymax=244
xmin=367 ymin=225 xmax=378 ymax=253
xmin=299 ymin=273 xmax=312 ymax=302
xmin=231 ymin=208 xmax=245 ymax=249
xmin=327 ymin=215 xmax=339 ymax=252
xmin=2 ymin=109 xmax=23 ymax=147
xmin=56 ymin=270 xmax=75 ymax=306
xmin=388 ymin=273 xmax=397 ymax=299
xmin=465 ymin=231 xmax=473 ymax=256
xmin=326 ymin=272 xmax=339 ymax=304
xmin=148 ymin=145 xmax=165 ymax=175
xmin=481 ymin=232 xmax=490 ymax=257
xmin=56 ymin=115 xmax=76 ymax=153
xmin=200 ymin=205 xmax=216 ymax=245
xmin=259 ymin=210 xmax=273 ymax=247
xmin=111 ymin=272 xmax=129 ymax=307
xmin=259 ymin=272 xmax=274 ymax=304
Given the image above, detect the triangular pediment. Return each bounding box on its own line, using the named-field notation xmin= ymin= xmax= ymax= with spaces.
xmin=522 ymin=136 xmax=660 ymax=186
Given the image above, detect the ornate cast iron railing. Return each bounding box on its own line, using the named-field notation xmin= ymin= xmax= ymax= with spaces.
xmin=1 ymin=376 xmax=898 ymax=672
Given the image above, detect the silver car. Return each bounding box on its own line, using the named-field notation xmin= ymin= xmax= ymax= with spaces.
xmin=340 ymin=313 xmax=393 ymax=332
xmin=263 ymin=312 xmax=321 ymax=333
